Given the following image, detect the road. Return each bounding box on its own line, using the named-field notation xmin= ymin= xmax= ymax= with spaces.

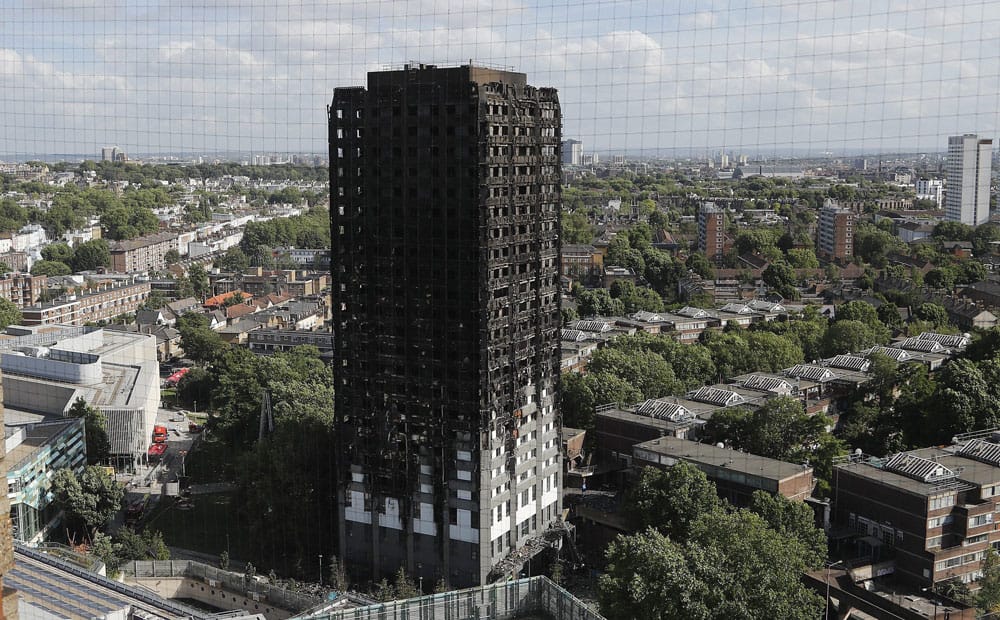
xmin=126 ymin=406 xmax=202 ymax=498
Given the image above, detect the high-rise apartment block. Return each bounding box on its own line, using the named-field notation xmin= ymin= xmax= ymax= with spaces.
xmin=561 ymin=139 xmax=582 ymax=166
xmin=329 ymin=64 xmax=563 ymax=587
xmin=697 ymin=202 xmax=726 ymax=261
xmin=945 ymin=134 xmax=993 ymax=226
xmin=817 ymin=200 xmax=855 ymax=262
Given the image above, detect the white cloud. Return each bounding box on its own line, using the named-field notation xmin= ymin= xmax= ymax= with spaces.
xmin=0 ymin=0 xmax=998 ymax=156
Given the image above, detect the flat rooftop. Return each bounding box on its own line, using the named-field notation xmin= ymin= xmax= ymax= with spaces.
xmin=634 ymin=435 xmax=812 ymax=482
xmin=5 ymin=418 xmax=80 ymax=472
xmin=835 ymin=444 xmax=1000 ymax=497
xmin=9 ymin=545 xmax=210 ymax=620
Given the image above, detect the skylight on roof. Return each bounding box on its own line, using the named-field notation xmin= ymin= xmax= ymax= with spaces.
xmin=884 ymin=452 xmax=957 ymax=483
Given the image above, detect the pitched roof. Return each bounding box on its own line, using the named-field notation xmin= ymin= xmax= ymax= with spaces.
xmin=741 ymin=374 xmax=794 ymax=394
xmin=226 ymin=303 xmax=256 ymax=320
xmin=686 ymin=386 xmax=745 ymax=407
xmin=634 ymin=399 xmax=694 ymax=422
xmin=204 ymin=290 xmax=253 ymax=308
xmin=786 ymin=365 xmax=835 ymax=382
xmin=827 ymin=355 xmax=871 ymax=372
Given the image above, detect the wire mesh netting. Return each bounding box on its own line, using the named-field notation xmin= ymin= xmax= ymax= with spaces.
xmin=2 ymin=0 xmax=998 ymax=161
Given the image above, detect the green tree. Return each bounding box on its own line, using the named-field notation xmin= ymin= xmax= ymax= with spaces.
xmin=71 ymin=239 xmax=110 ymax=271
xmin=914 ymin=302 xmax=950 ymax=329
xmin=744 ymin=331 xmax=805 ymax=372
xmin=176 ymin=366 xmax=213 ymax=409
xmin=90 ymin=531 xmax=123 ymax=575
xmin=221 ymin=292 xmax=246 ymax=308
xmin=600 ymin=511 xmax=824 ymax=620
xmin=116 ymin=528 xmax=170 ymax=563
xmin=786 ymin=248 xmax=819 ymax=269
xmin=217 ymin=246 xmax=250 ymax=273
xmin=933 ymin=220 xmax=973 ymax=241
xmin=835 ymin=300 xmax=881 ymax=327
xmin=42 ymin=242 xmax=75 ymax=263
xmin=576 ymin=288 xmax=625 ymax=317
xmin=956 ymin=260 xmax=987 ymax=285
xmin=233 ymin=355 xmax=337 ymax=574
xmin=924 ymin=268 xmax=955 ymax=291
xmin=139 ymin=290 xmax=168 ymax=312
xmin=609 ymin=280 xmax=664 ymax=313
xmin=978 ymin=546 xmax=1000 ymax=614
xmin=747 ymin=491 xmax=827 ymax=568
xmin=876 ymin=302 xmax=903 ymax=330
xmin=762 ymin=262 xmax=799 ymax=300
xmin=822 ymin=320 xmax=886 ymax=356
xmin=51 ymin=466 xmax=124 ymax=539
xmin=735 ymin=228 xmax=779 ymax=256
xmin=562 ymin=211 xmax=595 ymax=244
xmin=187 ymin=265 xmax=210 ymax=300
xmin=164 ymin=249 xmax=181 ymax=265
xmin=687 ymin=510 xmax=825 ymax=619
xmin=0 ymin=297 xmax=22 ymax=329
xmin=705 ymin=397 xmax=835 ymax=468
xmin=599 ymin=529 xmax=708 ymax=620
xmin=625 ymin=463 xmax=723 ymax=537
xmin=586 ymin=347 xmax=682 ymax=399
xmin=31 ymin=259 xmax=72 ymax=276
xmin=685 ymin=252 xmax=715 ymax=280
xmin=68 ymin=397 xmax=110 ymax=464
xmin=178 ymin=312 xmax=227 ymax=364
xmin=561 ymin=372 xmax=596 ymax=431
xmin=393 ymin=566 xmax=420 ymax=598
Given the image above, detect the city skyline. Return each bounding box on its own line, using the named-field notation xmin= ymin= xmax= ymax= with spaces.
xmin=1 ymin=0 xmax=999 ymax=158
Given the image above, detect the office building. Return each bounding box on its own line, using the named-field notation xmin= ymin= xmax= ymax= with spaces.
xmin=330 ymin=64 xmax=562 ymax=587
xmin=945 ymin=134 xmax=992 ymax=225
xmin=1 ymin=326 xmax=159 ymax=469
xmin=561 ymin=139 xmax=582 ymax=166
xmin=5 ymin=418 xmax=86 ymax=542
xmin=817 ymin=200 xmax=855 ymax=262
xmin=697 ymin=202 xmax=726 ymax=261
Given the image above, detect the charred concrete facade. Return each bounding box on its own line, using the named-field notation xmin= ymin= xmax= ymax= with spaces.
xmin=329 ymin=65 xmax=563 ymax=588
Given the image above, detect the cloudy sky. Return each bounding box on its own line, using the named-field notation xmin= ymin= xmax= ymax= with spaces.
xmin=1 ymin=0 xmax=998 ymax=159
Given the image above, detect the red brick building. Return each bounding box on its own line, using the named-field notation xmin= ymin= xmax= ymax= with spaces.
xmin=697 ymin=202 xmax=726 ymax=262
xmin=817 ymin=201 xmax=855 ymax=262
xmin=833 ymin=437 xmax=1000 ymax=588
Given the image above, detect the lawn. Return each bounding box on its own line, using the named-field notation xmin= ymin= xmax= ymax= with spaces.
xmin=182 ymin=434 xmax=241 ymax=484
xmin=145 ymin=492 xmax=255 ymax=563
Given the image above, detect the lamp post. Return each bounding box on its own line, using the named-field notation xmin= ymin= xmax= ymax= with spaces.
xmin=318 ymin=554 xmax=323 ymax=586
xmin=921 ymin=587 xmax=938 ymax=619
xmin=825 ymin=560 xmax=845 ymax=620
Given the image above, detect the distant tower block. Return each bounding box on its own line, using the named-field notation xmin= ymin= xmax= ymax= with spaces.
xmin=944 ymin=134 xmax=992 ymax=225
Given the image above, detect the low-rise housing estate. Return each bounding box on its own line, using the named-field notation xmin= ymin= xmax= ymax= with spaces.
xmin=20 ymin=280 xmax=150 ymax=326
xmin=833 ymin=431 xmax=1000 ymax=587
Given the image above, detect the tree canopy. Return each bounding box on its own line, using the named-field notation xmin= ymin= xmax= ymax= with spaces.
xmin=51 ymin=466 xmax=124 ymax=539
